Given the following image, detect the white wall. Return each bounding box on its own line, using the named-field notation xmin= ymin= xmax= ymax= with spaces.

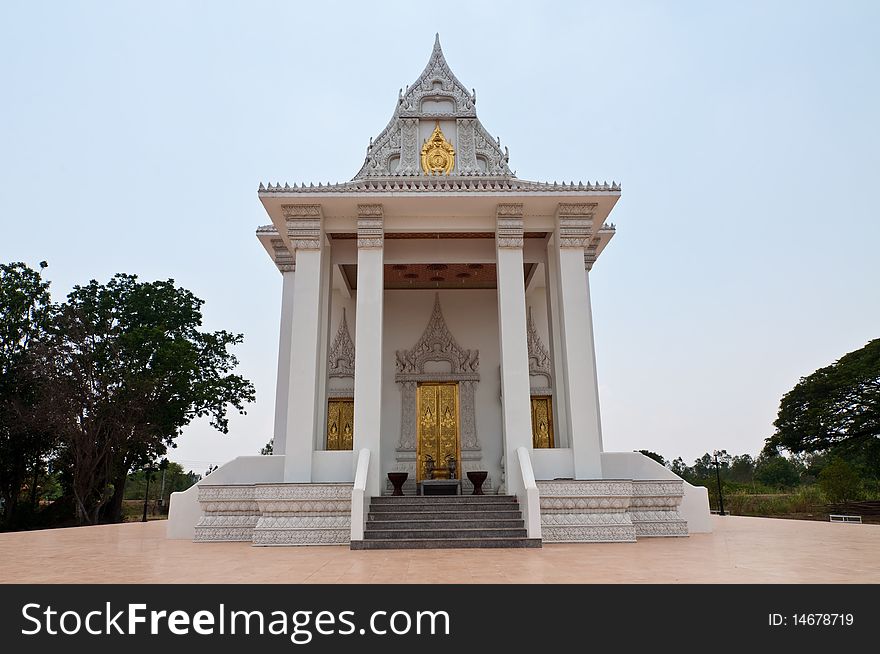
xmin=383 ymin=289 xmax=503 ymax=487
xmin=329 ymin=289 xmax=504 ymax=489
xmin=327 ymin=283 xmax=554 ymax=488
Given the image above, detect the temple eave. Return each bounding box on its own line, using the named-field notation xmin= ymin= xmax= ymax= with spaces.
xmin=258 ymin=179 xmax=622 ymax=195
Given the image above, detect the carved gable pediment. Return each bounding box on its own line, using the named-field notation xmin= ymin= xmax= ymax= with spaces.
xmin=328 ymin=309 xmax=355 ymax=378
xmin=354 ymin=35 xmax=512 ymax=179
xmin=394 ymin=294 xmax=482 ymax=460
xmin=527 ymin=307 xmax=552 ymax=389
xmin=395 ymin=293 xmax=479 ymax=381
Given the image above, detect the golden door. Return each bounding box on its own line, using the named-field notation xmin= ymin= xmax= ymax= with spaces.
xmin=416 ymin=383 xmax=460 ymax=482
xmin=326 ymin=399 xmax=354 ymax=450
xmin=530 ymin=396 xmax=554 ymax=448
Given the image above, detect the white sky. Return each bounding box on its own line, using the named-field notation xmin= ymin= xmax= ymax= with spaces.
xmin=2 ymin=1 xmax=878 ymax=472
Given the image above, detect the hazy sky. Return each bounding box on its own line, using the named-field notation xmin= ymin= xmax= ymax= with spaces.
xmin=2 ymin=1 xmax=878 ymax=472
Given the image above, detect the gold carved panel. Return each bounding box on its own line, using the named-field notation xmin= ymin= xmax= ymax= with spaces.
xmin=531 ymin=396 xmax=554 ymax=449
xmin=326 ymin=399 xmax=354 ymax=451
xmin=420 ymin=122 xmax=455 ymax=175
xmin=416 ymin=383 xmax=460 ymax=481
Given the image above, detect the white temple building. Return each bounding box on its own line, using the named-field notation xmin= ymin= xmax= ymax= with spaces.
xmin=168 ymin=36 xmax=710 ymax=548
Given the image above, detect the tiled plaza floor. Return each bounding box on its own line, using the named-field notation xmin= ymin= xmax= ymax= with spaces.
xmin=2 ymin=515 xmax=877 ymax=583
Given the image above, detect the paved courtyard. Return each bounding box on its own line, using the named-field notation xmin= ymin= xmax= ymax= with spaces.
xmin=2 ymin=515 xmax=877 ymax=583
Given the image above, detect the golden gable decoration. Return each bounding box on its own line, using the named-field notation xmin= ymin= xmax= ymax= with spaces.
xmin=420 ymin=122 xmax=455 ymax=175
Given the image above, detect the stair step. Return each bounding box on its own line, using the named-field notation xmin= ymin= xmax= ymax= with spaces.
xmin=351 ymin=537 xmax=543 ymax=550
xmin=370 ymin=502 xmax=518 ymax=512
xmin=371 ymin=495 xmax=516 ymax=504
xmin=367 ymin=519 xmax=524 ymax=530
xmin=368 ymin=510 xmax=523 ymax=521
xmin=365 ymin=527 xmax=528 ymax=539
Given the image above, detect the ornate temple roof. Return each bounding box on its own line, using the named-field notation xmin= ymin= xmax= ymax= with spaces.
xmin=351 ymin=33 xmax=510 ymax=180
xmin=258 ymin=35 xmax=621 ymax=196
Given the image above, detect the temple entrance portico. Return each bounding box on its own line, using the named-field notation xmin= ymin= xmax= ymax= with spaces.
xmin=167 ymin=35 xmax=711 ymax=548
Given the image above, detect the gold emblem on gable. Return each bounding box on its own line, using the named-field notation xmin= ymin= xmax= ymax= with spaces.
xmin=420 ymin=122 xmax=455 ymax=175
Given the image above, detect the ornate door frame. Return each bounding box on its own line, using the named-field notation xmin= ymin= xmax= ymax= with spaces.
xmin=393 ymin=294 xmax=485 ymax=492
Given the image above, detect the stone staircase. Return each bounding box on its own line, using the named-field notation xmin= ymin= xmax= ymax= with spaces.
xmin=350 ymin=495 xmax=542 ymax=550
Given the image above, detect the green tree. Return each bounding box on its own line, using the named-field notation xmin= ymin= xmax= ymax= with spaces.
xmin=669 ymin=457 xmax=691 ymax=480
xmin=764 ymin=340 xmax=880 ymax=480
xmin=40 ymin=274 xmax=255 ymax=524
xmin=754 ymin=455 xmax=800 ymax=489
xmin=260 ymin=438 xmax=274 ymax=455
xmin=728 ymin=454 xmax=756 ymax=484
xmin=691 ymin=451 xmax=731 ymax=481
xmin=0 ymin=262 xmax=55 ymax=528
xmin=818 ymin=457 xmax=862 ymax=503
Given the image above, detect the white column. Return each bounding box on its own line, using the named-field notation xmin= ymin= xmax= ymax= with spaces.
xmin=544 ymin=236 xmax=569 ymax=448
xmin=314 ymin=237 xmax=332 ymax=451
xmin=352 ymin=204 xmax=384 ymax=497
xmin=282 ymin=205 xmax=325 ymax=482
xmin=553 ymin=204 xmax=603 ymax=478
xmin=272 ymin=256 xmax=295 ymax=456
xmin=495 ymin=204 xmax=533 ymax=496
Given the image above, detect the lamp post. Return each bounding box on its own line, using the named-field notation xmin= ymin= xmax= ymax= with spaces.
xmin=141 ymin=466 xmax=153 ymax=523
xmin=712 ymin=455 xmax=726 ymax=516
xmin=142 ymin=459 xmax=169 ymax=521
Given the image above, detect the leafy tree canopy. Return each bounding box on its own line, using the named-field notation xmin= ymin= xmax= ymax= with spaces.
xmin=818 ymin=457 xmax=862 ymax=503
xmin=764 ymin=339 xmax=880 ymax=477
xmin=0 ymin=263 xmax=54 ymax=526
xmin=754 ymin=454 xmax=800 ymax=489
xmin=41 ymin=274 xmax=256 ymax=523
xmin=1 ymin=266 xmax=255 ymax=527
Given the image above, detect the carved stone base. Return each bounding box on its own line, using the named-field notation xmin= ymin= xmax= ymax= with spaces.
xmin=629 ymin=480 xmax=688 ymax=537
xmin=194 ymin=485 xmax=260 ymax=542
xmin=193 ymin=482 xmax=352 ymax=546
xmin=253 ymin=483 xmax=353 ymax=546
xmin=193 ymin=515 xmax=260 ymax=542
xmin=537 ymin=479 xmax=689 ymax=542
xmin=537 ymin=480 xmax=636 ymax=543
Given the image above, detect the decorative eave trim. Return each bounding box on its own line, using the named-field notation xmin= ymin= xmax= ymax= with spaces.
xmin=259 ymin=178 xmax=621 ymax=195
xmin=270 ymin=238 xmax=295 ymax=273
xmin=282 ymin=204 xmax=323 ymax=250
xmin=356 ymin=204 xmax=384 ymax=249
xmin=585 ymin=223 xmax=616 ymax=270
xmin=256 ymin=225 xmax=295 ymax=272
xmin=556 ymin=202 xmax=598 ymax=249
xmin=496 ymin=203 xmax=524 ymax=249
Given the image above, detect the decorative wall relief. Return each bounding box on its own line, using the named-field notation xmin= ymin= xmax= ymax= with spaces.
xmin=527 ymin=307 xmax=552 ymax=394
xmin=328 ymin=308 xmax=355 ymax=379
xmin=393 ymin=294 xmax=486 ymax=493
